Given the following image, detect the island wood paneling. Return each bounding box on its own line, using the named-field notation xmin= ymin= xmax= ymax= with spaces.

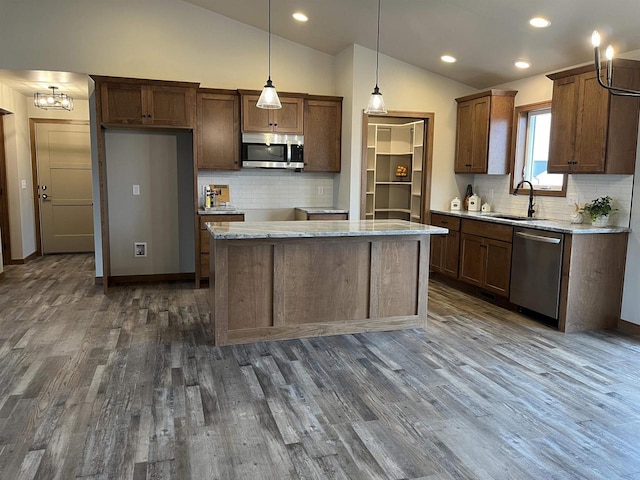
xmin=209 ymin=235 xmax=430 ymax=345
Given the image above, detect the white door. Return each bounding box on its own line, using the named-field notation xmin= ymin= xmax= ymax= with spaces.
xmin=36 ymin=122 xmax=94 ymax=253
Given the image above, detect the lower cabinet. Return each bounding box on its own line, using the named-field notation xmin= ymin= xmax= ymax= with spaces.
xmin=429 ymin=214 xmax=460 ymax=278
xmin=199 ymin=214 xmax=244 ymax=280
xmin=459 ymin=219 xmax=513 ymax=297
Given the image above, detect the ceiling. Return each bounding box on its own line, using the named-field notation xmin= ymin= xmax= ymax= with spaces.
xmin=183 ymin=0 xmax=640 ymax=88
xmin=1 ymin=1 xmax=639 ymax=96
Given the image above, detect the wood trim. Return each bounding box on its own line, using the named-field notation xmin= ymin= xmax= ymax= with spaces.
xmin=29 ymin=118 xmax=91 ymax=258
xmin=455 ymin=89 xmax=518 ymax=103
xmin=0 ymin=114 xmax=11 ymax=264
xmin=94 ymin=276 xmax=103 ymax=285
xmin=193 ymin=108 xmax=200 ymax=287
xmin=272 ymin=244 xmax=285 ymax=327
xmin=10 ymin=251 xmax=39 ymax=264
xmin=417 ymin=237 xmax=430 ymax=327
xmin=197 ymin=88 xmax=239 ymax=95
xmin=617 ymin=319 xmax=640 ymax=337
xmin=90 ymin=75 xmax=200 ymax=89
xmin=108 ymin=272 xmax=195 ymax=284
xmin=360 ymin=110 xmax=434 ymax=221
xmin=508 ymin=101 xmax=568 ymax=197
xmin=546 ymin=59 xmax=640 ymax=80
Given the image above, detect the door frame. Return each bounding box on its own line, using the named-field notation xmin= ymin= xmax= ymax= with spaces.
xmin=360 ymin=110 xmax=435 ymax=222
xmin=0 ymin=113 xmax=11 ymax=264
xmin=29 ymin=118 xmax=91 ymax=256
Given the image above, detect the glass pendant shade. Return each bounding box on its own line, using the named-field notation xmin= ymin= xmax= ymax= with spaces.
xmin=257 ymin=78 xmax=282 ymax=109
xmin=365 ymin=85 xmax=387 ymax=114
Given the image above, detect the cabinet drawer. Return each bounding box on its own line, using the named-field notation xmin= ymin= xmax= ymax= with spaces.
xmin=431 ymin=214 xmax=460 ymax=231
xmin=461 ymin=219 xmax=513 ymax=243
xmin=200 ymin=214 xmax=244 ymax=229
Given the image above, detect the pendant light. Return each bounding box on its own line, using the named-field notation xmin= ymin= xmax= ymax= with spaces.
xmin=257 ymin=0 xmax=282 ymax=109
xmin=365 ymin=0 xmax=387 ymax=114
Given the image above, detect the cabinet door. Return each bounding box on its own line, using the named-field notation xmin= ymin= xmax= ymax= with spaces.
xmin=242 ymin=95 xmax=272 ymax=132
xmin=200 ymin=214 xmax=244 ymax=279
xmin=573 ymin=71 xmax=609 ymax=173
xmin=197 ymin=93 xmax=240 ymax=170
xmin=483 ymin=238 xmax=512 ymax=296
xmin=443 ymin=231 xmax=460 ymax=278
xmin=548 ymin=76 xmax=579 ymax=173
xmin=459 ymin=233 xmax=484 ymax=287
xmin=273 ymin=97 xmax=304 ymax=134
xmin=455 ymin=101 xmax=473 ymax=172
xmin=303 ymin=99 xmax=341 ymax=172
xmin=101 ymin=83 xmax=145 ymax=124
xmin=470 ymin=97 xmax=490 ymax=173
xmin=147 ymin=86 xmax=195 ymax=127
xmin=429 ymin=234 xmax=444 ymax=273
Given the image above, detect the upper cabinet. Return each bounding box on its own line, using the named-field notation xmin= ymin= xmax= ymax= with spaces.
xmin=547 ymin=61 xmax=640 ymax=174
xmin=303 ymin=97 xmax=342 ymax=172
xmin=454 ymin=89 xmax=517 ymax=174
xmin=240 ymin=93 xmax=304 ymax=134
xmin=197 ymin=90 xmax=240 ymax=170
xmin=96 ymin=77 xmax=198 ymax=128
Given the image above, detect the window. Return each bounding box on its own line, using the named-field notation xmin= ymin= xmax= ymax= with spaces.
xmin=511 ymin=101 xmax=566 ymax=196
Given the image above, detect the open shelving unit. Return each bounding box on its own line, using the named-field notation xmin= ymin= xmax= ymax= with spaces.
xmin=365 ymin=120 xmax=425 ymax=222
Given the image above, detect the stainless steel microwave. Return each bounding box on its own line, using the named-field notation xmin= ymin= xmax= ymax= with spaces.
xmin=241 ymin=133 xmax=304 ymax=169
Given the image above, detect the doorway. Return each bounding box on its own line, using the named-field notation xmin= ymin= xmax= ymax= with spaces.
xmin=361 ymin=111 xmax=434 ymax=222
xmin=30 ymin=119 xmax=94 ymax=254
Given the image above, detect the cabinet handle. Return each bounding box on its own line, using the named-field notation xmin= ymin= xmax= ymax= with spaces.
xmin=274 ymin=123 xmax=278 ymax=127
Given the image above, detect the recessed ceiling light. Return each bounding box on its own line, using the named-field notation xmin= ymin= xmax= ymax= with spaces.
xmin=515 ymin=60 xmax=531 ymax=69
xmin=441 ymin=55 xmax=457 ymax=63
xmin=292 ymin=12 xmax=308 ymax=22
xmin=529 ymin=17 xmax=550 ymax=28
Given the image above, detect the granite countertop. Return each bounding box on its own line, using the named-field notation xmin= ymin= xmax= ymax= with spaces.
xmin=198 ymin=205 xmax=245 ymax=215
xmin=295 ymin=207 xmax=349 ymax=214
xmin=207 ymin=219 xmax=447 ymax=240
xmin=431 ymin=209 xmax=630 ymax=234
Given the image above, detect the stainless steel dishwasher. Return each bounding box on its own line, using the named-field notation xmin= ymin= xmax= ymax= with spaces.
xmin=510 ymin=227 xmax=564 ymax=320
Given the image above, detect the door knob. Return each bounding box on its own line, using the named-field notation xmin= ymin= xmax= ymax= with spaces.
xmin=42 ymin=193 xmax=50 ymax=200
xmin=41 ymin=185 xmax=47 ymax=190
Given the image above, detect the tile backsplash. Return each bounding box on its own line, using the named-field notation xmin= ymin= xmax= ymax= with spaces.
xmin=197 ymin=170 xmax=335 ymax=209
xmin=472 ymin=174 xmax=634 ymax=227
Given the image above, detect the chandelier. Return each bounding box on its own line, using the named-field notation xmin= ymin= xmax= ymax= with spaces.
xmin=34 ymin=86 xmax=74 ymax=111
xmin=591 ymin=31 xmax=640 ymax=97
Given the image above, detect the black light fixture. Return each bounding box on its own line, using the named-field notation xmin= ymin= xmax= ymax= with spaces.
xmin=34 ymin=86 xmax=74 ymax=111
xmin=591 ymin=30 xmax=640 ymax=97
xmin=257 ymin=0 xmax=282 ymax=109
xmin=364 ymin=0 xmax=387 ymax=114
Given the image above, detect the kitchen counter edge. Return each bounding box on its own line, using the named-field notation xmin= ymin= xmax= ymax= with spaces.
xmin=431 ymin=210 xmax=630 ymax=234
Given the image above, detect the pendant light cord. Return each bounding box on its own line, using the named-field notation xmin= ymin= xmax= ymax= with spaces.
xmin=268 ymin=0 xmax=272 ymax=81
xmin=375 ymin=0 xmax=381 ymax=87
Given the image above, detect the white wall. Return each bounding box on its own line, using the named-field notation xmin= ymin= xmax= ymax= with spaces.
xmin=0 ymin=0 xmax=335 ymax=95
xmin=340 ymin=45 xmax=476 ymax=218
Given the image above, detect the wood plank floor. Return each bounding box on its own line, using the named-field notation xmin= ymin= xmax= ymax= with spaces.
xmin=1 ymin=254 xmax=639 ymax=479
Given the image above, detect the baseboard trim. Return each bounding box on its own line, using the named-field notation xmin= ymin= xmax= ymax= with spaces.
xmin=617 ymin=319 xmax=640 ymax=337
xmin=95 ymin=276 xmax=103 ymax=285
xmin=9 ymin=251 xmax=38 ymax=264
xmin=109 ymin=273 xmax=195 ymax=285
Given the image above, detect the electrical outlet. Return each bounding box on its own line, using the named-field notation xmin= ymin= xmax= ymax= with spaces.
xmin=318 ymin=186 xmax=324 ymax=195
xmin=133 ymin=184 xmax=140 ymax=196
xmin=134 ymin=242 xmax=147 ymax=257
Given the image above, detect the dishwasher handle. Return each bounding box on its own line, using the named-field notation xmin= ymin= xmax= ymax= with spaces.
xmin=515 ymin=231 xmax=561 ymax=244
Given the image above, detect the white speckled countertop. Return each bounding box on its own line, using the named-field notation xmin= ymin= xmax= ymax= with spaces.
xmin=198 ymin=206 xmax=245 ymax=215
xmin=431 ymin=209 xmax=630 ymax=234
xmin=207 ymin=219 xmax=447 ymax=240
xmin=295 ymin=207 xmax=349 ymax=214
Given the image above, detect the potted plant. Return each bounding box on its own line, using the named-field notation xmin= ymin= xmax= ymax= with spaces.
xmin=584 ymin=196 xmax=615 ymax=227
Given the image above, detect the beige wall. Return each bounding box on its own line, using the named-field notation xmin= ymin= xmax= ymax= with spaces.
xmin=0 ymin=0 xmax=335 ymax=95
xmin=338 ymin=45 xmax=476 ymax=217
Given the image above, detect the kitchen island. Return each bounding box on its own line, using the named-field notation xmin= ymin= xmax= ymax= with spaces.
xmin=206 ymin=219 xmax=447 ymax=345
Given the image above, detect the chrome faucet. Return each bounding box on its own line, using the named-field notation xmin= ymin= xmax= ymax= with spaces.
xmin=514 ymin=180 xmax=535 ymax=217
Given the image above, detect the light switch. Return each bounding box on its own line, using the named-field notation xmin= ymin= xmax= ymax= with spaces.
xmin=21 ymin=180 xmax=27 ymax=190
xmin=133 ymin=185 xmax=140 ymax=196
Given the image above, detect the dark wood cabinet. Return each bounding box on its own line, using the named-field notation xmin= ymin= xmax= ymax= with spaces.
xmin=459 ymin=219 xmax=513 ymax=297
xmin=99 ymin=78 xmax=197 ymax=127
xmin=455 ymin=89 xmax=517 ymax=174
xmin=303 ymin=97 xmax=342 ymax=172
xmin=547 ymin=60 xmax=640 ymax=174
xmin=429 ymin=213 xmax=460 ymax=278
xmin=199 ymin=214 xmax=244 ymax=280
xmin=241 ymin=94 xmax=304 ymax=134
xmin=197 ymin=90 xmax=240 ymax=170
